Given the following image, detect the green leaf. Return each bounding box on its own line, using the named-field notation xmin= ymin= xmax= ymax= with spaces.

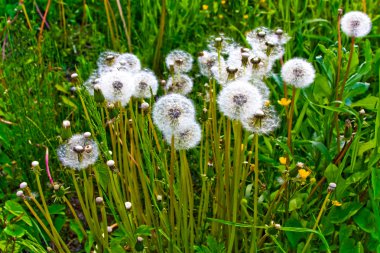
xmin=54 ymin=216 xmax=66 ymax=233
xmin=358 ymin=139 xmax=376 ymax=156
xmin=48 ymin=204 xmax=66 ymax=215
xmin=351 ymin=95 xmax=379 ymax=110
xmin=353 ymin=208 xmax=376 ymax=234
xmin=135 ymin=225 xmax=154 ymax=236
xmin=328 ymin=202 xmax=363 ymax=223
xmin=70 ymin=220 xmax=85 ymax=243
xmin=289 ymin=193 xmax=307 ymax=211
xmin=371 ymin=168 xmax=380 ymax=200
xmin=4 ymin=200 xmax=32 ymax=226
xmin=284 ymin=218 xmax=304 ymax=249
xmin=4 ymin=224 xmax=25 ymax=237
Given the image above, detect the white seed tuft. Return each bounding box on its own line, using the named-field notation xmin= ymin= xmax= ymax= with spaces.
xmin=163 ymin=118 xmax=202 ymax=150
xmin=165 ymin=50 xmax=193 ymax=73
xmin=281 ymin=58 xmax=315 ymax=88
xmin=166 ymin=74 xmax=193 ymax=95
xmin=341 ymin=11 xmax=371 ymax=38
xmin=133 ymin=70 xmax=158 ymax=98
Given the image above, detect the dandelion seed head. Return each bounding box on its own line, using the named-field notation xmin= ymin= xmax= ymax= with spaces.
xmin=152 ymin=94 xmax=195 ymax=132
xmin=241 ymin=105 xmax=280 ymax=134
xmin=217 ymin=80 xmax=263 ymax=120
xmin=116 ymin=53 xmax=141 ymax=73
xmin=281 ymin=58 xmax=315 ymax=88
xmin=166 ymin=74 xmax=193 ymax=95
xmin=341 ymin=11 xmax=371 ymax=38
xmin=57 ymin=133 xmax=99 ymax=170
xmin=83 ymin=71 xmax=101 ymax=96
xmin=98 ymin=70 xmax=135 ymax=106
xmin=165 ymin=50 xmax=193 ymax=73
xmin=97 ymin=51 xmax=120 ymax=72
xmin=207 ymin=34 xmax=237 ymax=54
xmin=133 ymin=70 xmax=158 ymax=98
xmin=163 ymin=119 xmax=202 ymax=150
xmin=198 ymin=51 xmax=219 ymax=77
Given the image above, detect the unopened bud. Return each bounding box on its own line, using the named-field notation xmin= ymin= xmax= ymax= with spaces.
xmin=157 ymin=195 xmax=163 ymax=201
xmin=107 ymin=226 xmax=113 ymax=233
xmin=141 ymin=102 xmax=150 ymax=110
xmin=16 ymin=190 xmax=24 ymax=198
xmin=53 ymin=184 xmax=60 ymax=191
xmin=328 ymin=182 xmax=337 ymax=192
xmin=74 ymin=145 xmax=84 ymax=153
xmin=62 ymin=120 xmax=72 ymax=140
xmin=71 ymin=73 xmax=78 ymax=79
xmin=20 ymin=182 xmax=28 ymax=189
xmin=107 ymin=160 xmax=115 ymax=168
xmin=84 ymin=132 xmax=91 ymax=138
xmin=95 ymin=197 xmax=104 ymax=204
xmin=125 ymin=201 xmax=132 ymax=210
xmin=31 ymin=161 xmax=39 ymax=167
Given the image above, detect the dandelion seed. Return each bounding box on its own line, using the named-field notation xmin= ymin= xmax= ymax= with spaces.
xmin=83 ymin=71 xmax=100 ymax=95
xmin=241 ymin=105 xmax=280 ymax=135
xmin=163 ymin=119 xmax=202 ymax=150
xmin=341 ymin=11 xmax=371 ymax=38
xmin=133 ymin=70 xmax=158 ymax=98
xmin=198 ymin=51 xmax=219 ymax=77
xmin=165 ymin=50 xmax=193 ymax=73
xmin=281 ymin=58 xmax=315 ymax=88
xmin=98 ymin=70 xmax=135 ymax=106
xmin=57 ymin=133 xmax=99 ymax=170
xmin=116 ymin=53 xmax=141 ymax=73
xmin=217 ymin=80 xmax=263 ymax=120
xmin=152 ymin=94 xmax=196 ymax=132
xmin=166 ymin=74 xmax=193 ymax=95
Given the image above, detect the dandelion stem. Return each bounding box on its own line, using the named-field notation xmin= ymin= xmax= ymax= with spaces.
xmin=63 ymin=196 xmax=87 ymax=237
xmin=250 ymin=133 xmax=260 ymax=252
xmin=287 ymin=88 xmax=296 ymax=154
xmin=302 ymin=191 xmax=331 ymax=253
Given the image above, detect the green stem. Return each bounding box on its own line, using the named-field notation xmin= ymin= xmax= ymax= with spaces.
xmin=302 ymin=192 xmax=331 ymax=253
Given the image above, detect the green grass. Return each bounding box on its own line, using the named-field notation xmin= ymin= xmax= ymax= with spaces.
xmin=0 ymin=0 xmax=379 ymax=252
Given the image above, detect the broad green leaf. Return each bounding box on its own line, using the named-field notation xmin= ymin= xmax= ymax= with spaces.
xmin=328 ymin=202 xmax=363 ymax=223
xmin=4 ymin=224 xmax=25 ymax=237
xmin=4 ymin=200 xmax=32 ymax=226
xmin=351 ymin=95 xmax=379 ymax=110
xmin=70 ymin=219 xmax=85 ymax=243
xmin=284 ymin=218 xmax=304 ymax=249
xmin=48 ymin=204 xmax=66 ymax=215
xmin=353 ymin=208 xmax=376 ymax=234
xmin=135 ymin=225 xmax=154 ymax=236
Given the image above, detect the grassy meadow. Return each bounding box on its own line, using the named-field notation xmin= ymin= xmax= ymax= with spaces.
xmin=0 ymin=0 xmax=380 ymax=252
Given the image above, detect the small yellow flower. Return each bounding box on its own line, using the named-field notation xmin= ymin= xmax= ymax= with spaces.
xmin=279 ymin=157 xmax=287 ymax=165
xmin=332 ymin=200 xmax=342 ymax=206
xmin=278 ymin=98 xmax=291 ymax=106
xmin=243 ymin=14 xmax=249 ymax=19
xmin=298 ymin=169 xmax=311 ymax=180
xmin=310 ymin=177 xmax=316 ymax=183
xmin=202 ymin=4 xmax=209 ymax=10
xmin=221 ymin=0 xmax=226 ymax=4
xmin=218 ymin=14 xmax=224 ymax=19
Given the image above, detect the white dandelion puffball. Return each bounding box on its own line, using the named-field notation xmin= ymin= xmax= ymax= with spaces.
xmin=116 ymin=53 xmax=141 ymax=73
xmin=57 ymin=133 xmax=99 ymax=170
xmin=166 ymin=74 xmax=193 ymax=95
xmin=241 ymin=106 xmax=280 ymax=135
xmin=163 ymin=119 xmax=202 ymax=150
xmin=97 ymin=50 xmax=120 ymax=72
xmin=165 ymin=50 xmax=193 ymax=73
xmin=281 ymin=58 xmax=315 ymax=88
xmin=198 ymin=51 xmax=219 ymax=77
xmin=83 ymin=71 xmax=99 ymax=95
xmin=98 ymin=70 xmax=135 ymax=106
xmin=341 ymin=11 xmax=371 ymax=38
xmin=152 ymin=94 xmax=196 ymax=132
xmin=133 ymin=70 xmax=158 ymax=98
xmin=217 ymin=80 xmax=263 ymax=120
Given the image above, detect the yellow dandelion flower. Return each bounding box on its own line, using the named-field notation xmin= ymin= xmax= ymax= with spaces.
xmin=279 ymin=157 xmax=287 ymax=165
xmin=202 ymin=4 xmax=209 ymax=10
xmin=243 ymin=14 xmax=249 ymax=19
xmin=332 ymin=200 xmax=342 ymax=206
xmin=298 ymin=169 xmax=311 ymax=179
xmin=221 ymin=0 xmax=226 ymax=4
xmin=278 ymin=98 xmax=291 ymax=106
